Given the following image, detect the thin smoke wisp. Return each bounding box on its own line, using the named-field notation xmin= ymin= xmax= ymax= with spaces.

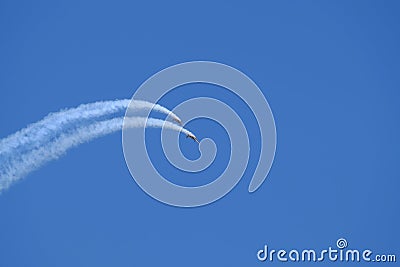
xmin=0 ymin=100 xmax=193 ymax=193
xmin=0 ymin=99 xmax=181 ymax=156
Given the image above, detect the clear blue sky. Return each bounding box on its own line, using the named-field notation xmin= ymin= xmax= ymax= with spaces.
xmin=0 ymin=1 xmax=399 ymax=266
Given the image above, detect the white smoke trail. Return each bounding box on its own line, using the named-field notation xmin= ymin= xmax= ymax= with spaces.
xmin=0 ymin=117 xmax=193 ymax=193
xmin=0 ymin=99 xmax=181 ymax=156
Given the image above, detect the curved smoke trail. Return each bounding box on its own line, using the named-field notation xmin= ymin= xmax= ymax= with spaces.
xmin=0 ymin=99 xmax=181 ymax=157
xmin=0 ymin=117 xmax=193 ymax=193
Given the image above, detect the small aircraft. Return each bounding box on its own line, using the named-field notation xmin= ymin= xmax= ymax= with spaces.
xmin=173 ymin=117 xmax=182 ymax=125
xmin=187 ymin=133 xmax=200 ymax=144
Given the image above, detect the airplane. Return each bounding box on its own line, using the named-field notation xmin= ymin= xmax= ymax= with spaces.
xmin=173 ymin=117 xmax=182 ymax=125
xmin=186 ymin=133 xmax=200 ymax=144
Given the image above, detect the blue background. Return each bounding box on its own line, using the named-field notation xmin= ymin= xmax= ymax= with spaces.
xmin=0 ymin=1 xmax=399 ymax=266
